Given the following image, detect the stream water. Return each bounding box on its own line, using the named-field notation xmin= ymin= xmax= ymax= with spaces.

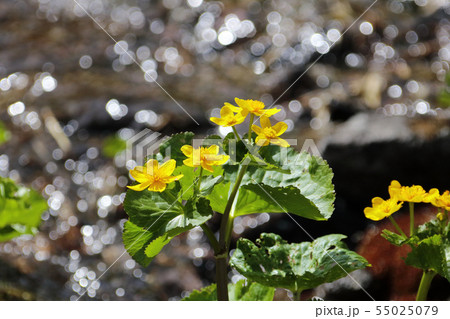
xmin=0 ymin=0 xmax=449 ymax=300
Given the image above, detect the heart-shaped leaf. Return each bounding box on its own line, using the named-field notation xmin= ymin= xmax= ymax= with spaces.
xmin=208 ymin=145 xmax=335 ymax=220
xmin=230 ymin=233 xmax=369 ymax=292
xmin=123 ymin=187 xmax=213 ymax=266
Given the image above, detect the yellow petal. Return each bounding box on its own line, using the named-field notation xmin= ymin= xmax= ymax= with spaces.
xmin=148 ymin=181 xmax=167 ymax=192
xmin=129 ymin=167 xmax=149 ymax=183
xmin=183 ymin=157 xmax=196 ymax=167
xmin=206 ymin=145 xmax=219 ymax=155
xmin=159 ymin=159 xmax=176 ymax=176
xmin=201 ymin=163 xmax=214 ymax=172
xmin=372 ymin=197 xmax=384 ymax=206
xmin=162 ymin=174 xmax=184 ymax=183
xmin=388 ymin=180 xmax=402 ymax=197
xmin=270 ymin=137 xmax=290 ymax=148
xmin=220 ymin=104 xmax=235 ymax=118
xmin=260 ymin=116 xmax=271 ymax=129
xmin=128 ymin=181 xmax=151 ymax=191
xmin=251 ymin=125 xmax=262 ymax=135
xmin=204 ymin=154 xmax=225 ymax=162
xmin=211 ymin=155 xmax=229 ymax=166
xmin=210 ymin=117 xmax=225 ymax=126
xmin=232 ymin=115 xmax=246 ymax=126
xmin=255 ymin=136 xmax=269 ymax=147
xmin=262 ymin=108 xmax=281 ymax=117
xmin=234 ymin=98 xmax=248 ymax=110
xmin=390 ymin=180 xmax=401 ymax=188
xmin=181 ymin=145 xmax=193 ymax=157
xmin=145 ymin=159 xmax=159 ymax=175
xmin=273 ymin=121 xmax=288 ymax=136
xmin=239 ymin=109 xmax=249 ymax=118
xmin=224 ymin=102 xmax=242 ymax=113
xmin=364 ymin=207 xmax=383 ymax=221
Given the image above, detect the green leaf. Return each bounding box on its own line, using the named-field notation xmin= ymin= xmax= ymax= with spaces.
xmin=0 ymin=177 xmax=47 ymax=242
xmin=182 ymin=280 xmax=274 ymax=301
xmin=123 ymin=187 xmax=214 ymax=266
xmin=230 ymin=233 xmax=370 ymax=292
xmin=209 ymin=146 xmax=335 ymax=220
xmin=415 ymin=219 xmax=444 ymax=240
xmin=206 ymin=181 xmax=231 ymax=213
xmin=381 ymin=230 xmax=409 ymax=246
xmin=228 ymin=279 xmax=275 ymax=301
xmin=174 ymin=165 xmax=224 ymax=200
xmin=182 ymin=284 xmax=218 ymax=301
xmin=200 ymin=175 xmax=223 ymax=196
xmin=173 ymin=165 xmax=196 ymax=200
xmin=159 ymin=132 xmax=195 ymax=165
xmin=223 ymin=132 xmax=247 ymax=163
xmin=438 ymin=72 xmax=450 ymax=108
xmin=237 ymin=184 xmax=325 ymax=220
xmin=102 ymin=134 xmax=126 ymax=158
xmin=123 ymin=187 xmax=184 ymax=228
xmin=0 ymin=122 xmax=11 ymax=146
xmin=144 ymin=235 xmax=172 ymax=258
xmin=405 ymin=233 xmax=450 ymax=281
xmin=122 ymin=221 xmax=155 ymax=266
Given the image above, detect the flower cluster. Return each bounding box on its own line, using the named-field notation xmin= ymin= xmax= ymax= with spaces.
xmin=211 ymin=98 xmax=290 ymax=148
xmin=128 ymin=145 xmax=229 ymax=192
xmin=364 ymin=180 xmax=449 ymax=221
xmin=128 ymin=97 xmax=287 ymax=193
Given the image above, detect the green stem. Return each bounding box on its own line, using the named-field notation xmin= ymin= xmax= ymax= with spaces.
xmin=248 ymin=114 xmax=254 ymax=143
xmin=194 ymin=167 xmax=204 ymax=195
xmin=216 ymin=163 xmax=249 ymax=301
xmin=409 ymin=202 xmax=415 ymax=236
xmin=232 ymin=126 xmax=243 ymax=144
xmin=294 ymin=290 xmax=302 ymax=301
xmin=224 ymin=213 xmax=235 ymax=250
xmin=200 ymin=224 xmax=219 ymax=254
xmin=164 ymin=190 xmax=178 ymax=203
xmin=388 ymin=216 xmax=407 ymax=238
xmin=416 ymin=270 xmax=436 ymax=301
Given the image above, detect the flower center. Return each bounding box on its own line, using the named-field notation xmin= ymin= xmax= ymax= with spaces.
xmin=262 ymin=127 xmax=277 ymax=139
xmin=152 ymin=173 xmax=162 ymax=182
xmin=249 ymin=101 xmax=264 ymax=112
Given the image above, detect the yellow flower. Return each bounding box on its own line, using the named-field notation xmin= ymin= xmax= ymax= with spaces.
xmin=235 ymin=98 xmax=280 ymax=117
xmin=251 ymin=116 xmax=290 ymax=147
xmin=423 ymin=188 xmax=440 ymax=203
xmin=364 ymin=197 xmax=403 ymax=221
xmin=181 ymin=144 xmax=229 ymax=172
xmin=128 ymin=159 xmax=183 ymax=192
xmin=388 ymin=180 xmax=427 ymax=203
xmin=431 ymin=190 xmax=450 ymax=210
xmin=210 ymin=103 xmax=246 ymax=127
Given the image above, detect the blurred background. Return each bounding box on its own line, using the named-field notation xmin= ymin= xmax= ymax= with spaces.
xmin=0 ymin=0 xmax=449 ymax=300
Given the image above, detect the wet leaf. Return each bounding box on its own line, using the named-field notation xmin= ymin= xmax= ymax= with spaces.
xmin=230 ymin=233 xmax=369 ymax=292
